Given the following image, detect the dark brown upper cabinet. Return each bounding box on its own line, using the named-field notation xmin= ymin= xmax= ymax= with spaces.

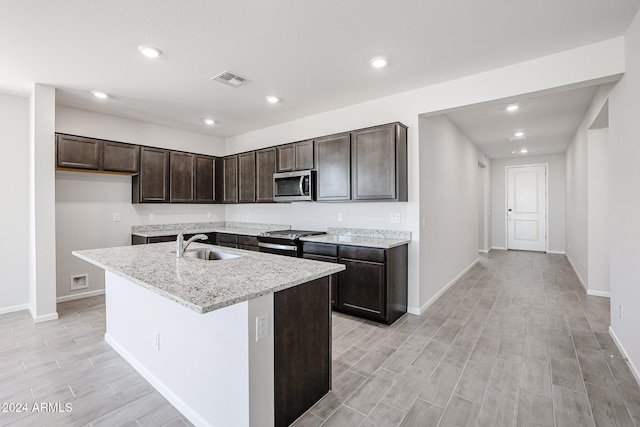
xmin=223 ymin=155 xmax=239 ymax=204
xmin=277 ymin=144 xmax=295 ymax=172
xmin=132 ymin=147 xmax=170 ymax=203
xmin=238 ymin=152 xmax=256 ymax=203
xmin=295 ymin=139 xmax=315 ymax=170
xmin=56 ymin=134 xmax=101 ymax=170
xmin=194 ymin=155 xmax=220 ymax=203
xmin=256 ymin=147 xmax=277 ymax=203
xmin=351 ymin=123 xmax=408 ymax=201
xmin=102 ymin=141 xmax=139 ymax=173
xmin=315 ymin=133 xmax=351 ymax=201
xmin=169 ymin=152 xmax=195 ymax=203
xmin=277 ymin=140 xmax=314 ymax=172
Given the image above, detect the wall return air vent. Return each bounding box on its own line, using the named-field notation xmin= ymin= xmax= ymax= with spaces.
xmin=212 ymin=71 xmax=247 ymax=87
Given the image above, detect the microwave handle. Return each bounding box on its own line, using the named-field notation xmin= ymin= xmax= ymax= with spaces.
xmin=299 ymin=176 xmax=305 ymax=196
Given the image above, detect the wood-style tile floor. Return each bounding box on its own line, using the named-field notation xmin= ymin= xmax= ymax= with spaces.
xmin=1 ymin=250 xmax=639 ymax=426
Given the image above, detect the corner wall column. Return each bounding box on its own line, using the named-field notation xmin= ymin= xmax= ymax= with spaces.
xmin=29 ymin=83 xmax=58 ymax=322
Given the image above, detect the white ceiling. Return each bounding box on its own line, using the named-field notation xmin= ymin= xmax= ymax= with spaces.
xmin=0 ymin=0 xmax=638 ymax=140
xmin=445 ymin=85 xmax=600 ymax=159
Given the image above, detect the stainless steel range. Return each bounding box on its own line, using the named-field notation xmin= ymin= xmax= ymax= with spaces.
xmin=257 ymin=229 xmax=325 ymax=257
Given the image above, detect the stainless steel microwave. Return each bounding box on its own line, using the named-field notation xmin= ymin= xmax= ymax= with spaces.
xmin=273 ymin=170 xmax=315 ymax=202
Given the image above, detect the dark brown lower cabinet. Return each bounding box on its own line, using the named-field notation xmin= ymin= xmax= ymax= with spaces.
xmin=274 ymin=276 xmax=331 ymax=427
xmin=302 ymin=242 xmax=408 ymax=325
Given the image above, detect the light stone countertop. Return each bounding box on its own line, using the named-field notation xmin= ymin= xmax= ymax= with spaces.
xmin=73 ymin=242 xmax=344 ymax=314
xmin=299 ymin=234 xmax=410 ymax=249
xmin=131 ymin=222 xmax=290 ymax=238
xmin=300 ymin=227 xmax=411 ymax=249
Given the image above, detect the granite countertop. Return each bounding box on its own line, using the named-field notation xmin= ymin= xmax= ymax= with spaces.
xmin=300 ymin=227 xmax=411 ymax=249
xmin=131 ymin=222 xmax=290 ymax=238
xmin=73 ymin=242 xmax=344 ymax=314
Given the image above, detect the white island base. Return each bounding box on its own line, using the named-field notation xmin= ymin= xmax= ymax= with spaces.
xmin=104 ymin=271 xmax=275 ymax=427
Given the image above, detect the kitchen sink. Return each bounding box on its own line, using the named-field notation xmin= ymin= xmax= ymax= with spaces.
xmin=180 ymin=249 xmax=242 ymax=261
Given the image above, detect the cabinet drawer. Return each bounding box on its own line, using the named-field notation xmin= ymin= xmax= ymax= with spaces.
xmin=303 ymin=242 xmax=338 ymax=257
xmin=217 ymin=233 xmax=238 ymax=244
xmin=147 ymin=235 xmax=176 ymax=244
xmin=238 ymin=244 xmax=259 ymax=252
xmin=339 ymin=246 xmax=385 ymax=263
xmin=238 ymin=235 xmax=258 ymax=246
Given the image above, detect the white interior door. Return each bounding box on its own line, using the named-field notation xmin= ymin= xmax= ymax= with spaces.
xmin=507 ymin=165 xmax=547 ymax=252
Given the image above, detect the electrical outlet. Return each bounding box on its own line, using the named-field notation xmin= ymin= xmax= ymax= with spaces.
xmin=620 ymin=304 xmax=624 ymax=320
xmin=154 ymin=332 xmax=160 ymax=351
xmin=390 ymin=213 xmax=401 ymax=224
xmin=256 ymin=314 xmax=268 ymax=342
xmin=113 ymin=212 xmax=121 ymax=222
xmin=149 ymin=212 xmax=156 ymax=221
xmin=422 ymin=217 xmax=427 ymax=228
xmin=207 ymin=211 xmax=212 ymax=218
xmin=337 ymin=212 xmax=343 ymax=222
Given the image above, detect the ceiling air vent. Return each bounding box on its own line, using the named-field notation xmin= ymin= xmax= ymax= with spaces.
xmin=508 ymin=136 xmax=527 ymax=143
xmin=212 ymin=71 xmax=247 ymax=87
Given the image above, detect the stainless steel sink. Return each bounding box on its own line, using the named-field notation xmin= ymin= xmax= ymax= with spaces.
xmin=180 ymin=249 xmax=242 ymax=261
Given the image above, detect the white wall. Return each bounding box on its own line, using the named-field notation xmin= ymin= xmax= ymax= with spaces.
xmin=565 ymin=84 xmax=612 ymax=291
xmin=0 ymin=92 xmax=30 ymax=313
xmin=55 ymin=108 xmax=226 ymax=300
xmin=419 ymin=115 xmax=484 ymax=311
xmin=490 ymin=154 xmax=566 ymax=253
xmin=609 ymin=8 xmax=640 ymax=382
xmin=587 ymin=127 xmax=609 ymax=296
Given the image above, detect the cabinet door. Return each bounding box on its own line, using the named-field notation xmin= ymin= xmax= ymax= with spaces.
xmin=315 ymin=133 xmax=351 ymax=201
xmin=56 ymin=134 xmax=101 ymax=170
xmin=170 ymin=152 xmax=195 ymax=203
xmin=194 ymin=155 xmax=216 ymax=203
xmin=303 ymin=253 xmax=339 ymax=309
xmin=338 ymin=258 xmax=385 ymax=321
xmin=223 ymin=155 xmax=238 ymax=203
xmin=277 ymin=144 xmax=295 ymax=172
xmin=137 ymin=147 xmax=170 ymax=202
xmin=103 ymin=141 xmax=139 ymax=173
xmin=295 ymin=140 xmax=314 ymax=170
xmin=238 ymin=152 xmax=256 ymax=203
xmin=351 ymin=124 xmax=396 ymax=200
xmin=256 ymin=148 xmax=276 ymax=202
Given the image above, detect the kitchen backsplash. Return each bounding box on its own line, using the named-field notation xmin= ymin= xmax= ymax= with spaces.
xmin=326 ymin=227 xmax=411 ymax=240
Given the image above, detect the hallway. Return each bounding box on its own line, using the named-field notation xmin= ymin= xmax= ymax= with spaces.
xmin=0 ymin=251 xmax=638 ymax=426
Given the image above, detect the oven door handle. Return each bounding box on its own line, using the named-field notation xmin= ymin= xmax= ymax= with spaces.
xmin=258 ymin=242 xmax=298 ymax=251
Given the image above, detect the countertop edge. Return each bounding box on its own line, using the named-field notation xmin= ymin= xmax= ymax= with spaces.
xmin=72 ymin=249 xmax=345 ymax=314
xmin=299 ymin=235 xmax=411 ymax=249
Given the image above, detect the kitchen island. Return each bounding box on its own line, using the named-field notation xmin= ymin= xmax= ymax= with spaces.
xmin=73 ymin=242 xmax=344 ymax=427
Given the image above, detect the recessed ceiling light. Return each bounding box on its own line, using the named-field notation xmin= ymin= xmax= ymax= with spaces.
xmin=91 ymin=90 xmax=109 ymax=99
xmin=511 ymin=151 xmax=517 ymax=154
xmin=520 ymin=148 xmax=528 ymax=154
xmin=506 ymin=103 xmax=519 ymax=112
xmin=370 ymin=57 xmax=388 ymax=68
xmin=138 ymin=45 xmax=162 ymax=59
xmin=514 ymin=131 xmax=525 ymax=137
xmin=202 ymin=118 xmax=215 ymax=126
xmin=265 ymin=96 xmax=279 ymax=104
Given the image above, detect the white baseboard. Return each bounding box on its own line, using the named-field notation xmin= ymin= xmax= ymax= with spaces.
xmin=491 ymin=246 xmax=507 ymax=251
xmin=546 ymin=250 xmax=566 ymax=255
xmin=57 ymin=289 xmax=105 ymax=303
xmin=29 ymin=309 xmax=59 ymax=324
xmin=478 ymin=249 xmax=490 ymax=254
xmin=609 ymin=326 xmax=640 ymax=387
xmin=416 ymin=258 xmax=480 ymax=315
xmin=587 ymin=289 xmax=610 ymax=298
xmin=105 ymin=334 xmax=211 ymax=427
xmin=566 ymin=255 xmax=588 ymax=293
xmin=0 ymin=303 xmax=29 ymax=315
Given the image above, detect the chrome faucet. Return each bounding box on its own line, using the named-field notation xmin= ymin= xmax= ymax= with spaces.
xmin=176 ymin=227 xmax=208 ymax=258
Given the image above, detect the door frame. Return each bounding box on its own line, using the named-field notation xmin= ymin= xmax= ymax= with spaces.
xmin=504 ymin=163 xmax=549 ymax=252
